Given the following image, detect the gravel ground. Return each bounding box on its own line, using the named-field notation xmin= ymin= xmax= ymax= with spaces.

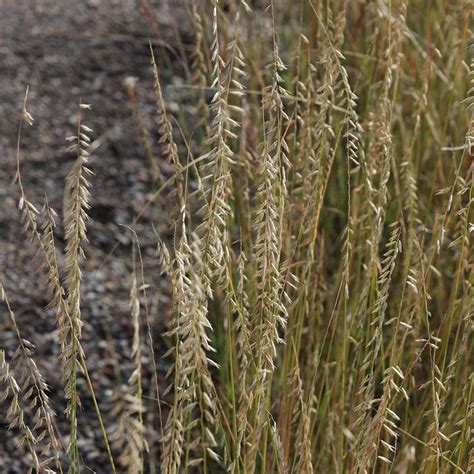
xmin=0 ymin=0 xmax=189 ymax=471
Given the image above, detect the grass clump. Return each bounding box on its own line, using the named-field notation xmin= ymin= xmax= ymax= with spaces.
xmin=1 ymin=0 xmax=473 ymax=472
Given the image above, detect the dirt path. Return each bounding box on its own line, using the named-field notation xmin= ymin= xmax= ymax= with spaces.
xmin=0 ymin=0 xmax=188 ymax=471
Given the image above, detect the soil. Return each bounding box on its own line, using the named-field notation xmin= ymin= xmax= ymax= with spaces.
xmin=0 ymin=0 xmax=189 ymax=471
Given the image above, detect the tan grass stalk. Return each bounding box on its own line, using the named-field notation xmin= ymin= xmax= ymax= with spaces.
xmin=14 ymin=92 xmax=116 ymax=473
xmin=124 ymin=76 xmax=162 ymax=182
xmin=111 ymin=250 xmax=147 ymax=473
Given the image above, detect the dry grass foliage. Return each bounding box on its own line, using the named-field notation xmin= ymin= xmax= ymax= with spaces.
xmin=1 ymin=0 xmax=473 ymax=473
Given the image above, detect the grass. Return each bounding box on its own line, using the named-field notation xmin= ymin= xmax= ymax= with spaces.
xmin=1 ymin=0 xmax=473 ymax=472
